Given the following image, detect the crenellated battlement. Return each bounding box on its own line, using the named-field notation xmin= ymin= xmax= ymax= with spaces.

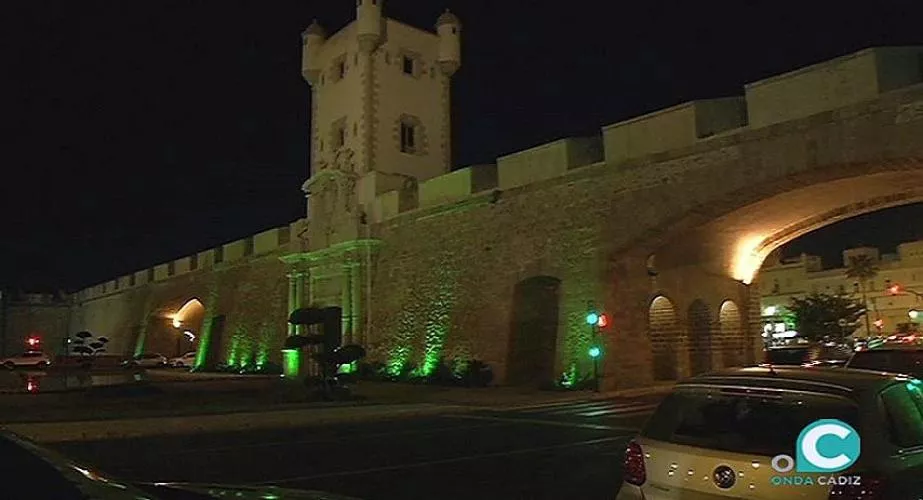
xmin=365 ymin=45 xmax=923 ymax=224
xmin=74 ymin=220 xmax=306 ymax=303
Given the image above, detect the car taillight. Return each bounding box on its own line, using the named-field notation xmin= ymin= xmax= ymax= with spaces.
xmin=828 ymin=472 xmax=887 ymax=499
xmin=623 ymin=440 xmax=646 ymax=486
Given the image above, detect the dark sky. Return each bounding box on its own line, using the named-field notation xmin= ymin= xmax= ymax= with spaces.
xmin=6 ymin=1 xmax=923 ymax=291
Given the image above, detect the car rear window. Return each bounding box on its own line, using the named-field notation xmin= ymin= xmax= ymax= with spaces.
xmin=849 ymin=350 xmax=923 ymax=378
xmin=642 ymin=388 xmax=860 ymax=456
xmin=881 ymin=382 xmax=923 ymax=448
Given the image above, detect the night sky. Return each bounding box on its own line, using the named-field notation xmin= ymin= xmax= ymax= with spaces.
xmin=7 ymin=1 xmax=923 ymax=291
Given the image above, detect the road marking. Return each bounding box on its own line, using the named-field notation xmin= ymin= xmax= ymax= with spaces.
xmin=253 ymin=436 xmax=626 ymax=484
xmin=444 ymin=413 xmax=641 ymax=432
xmin=576 ymin=403 xmax=658 ymax=417
xmin=530 ymin=401 xmax=617 ymax=414
xmin=495 ymin=399 xmax=598 ymax=412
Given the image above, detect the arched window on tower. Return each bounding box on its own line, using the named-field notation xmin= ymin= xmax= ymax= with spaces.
xmin=398 ymin=114 xmax=425 ymax=155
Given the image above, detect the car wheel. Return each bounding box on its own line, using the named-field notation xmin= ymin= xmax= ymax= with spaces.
xmin=4 ymin=361 xmax=14 ymax=370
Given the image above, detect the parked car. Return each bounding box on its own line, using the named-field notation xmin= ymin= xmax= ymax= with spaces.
xmin=615 ymin=366 xmax=923 ymax=499
xmin=846 ymin=344 xmax=923 ymax=378
xmin=0 ymin=429 xmax=361 ymax=499
xmin=124 ymin=353 xmax=168 ymax=368
xmin=764 ymin=343 xmax=852 ymax=366
xmin=1 ymin=351 xmax=51 ymax=369
xmin=170 ymin=351 xmax=197 ymax=368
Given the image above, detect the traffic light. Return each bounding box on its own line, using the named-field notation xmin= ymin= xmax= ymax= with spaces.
xmin=585 ymin=311 xmax=610 ymax=328
xmin=585 ymin=312 xmax=599 ymax=325
xmin=890 ymin=284 xmax=902 ymax=295
xmin=26 ymin=335 xmax=41 ymax=349
xmin=588 ymin=346 xmax=601 ymax=358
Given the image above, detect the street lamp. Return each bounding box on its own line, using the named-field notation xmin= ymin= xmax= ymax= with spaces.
xmin=910 ymin=309 xmax=920 ymax=320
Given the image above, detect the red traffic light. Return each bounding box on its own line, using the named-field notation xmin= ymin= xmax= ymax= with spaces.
xmin=890 ymin=285 xmax=902 ymax=295
xmin=26 ymin=336 xmax=41 ymax=348
xmin=597 ymin=314 xmax=610 ymax=328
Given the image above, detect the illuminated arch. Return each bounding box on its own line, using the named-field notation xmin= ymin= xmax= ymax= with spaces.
xmin=171 ymin=298 xmax=205 ymax=326
xmin=717 ymin=300 xmax=744 ymax=369
xmin=648 ymin=295 xmax=682 ymax=381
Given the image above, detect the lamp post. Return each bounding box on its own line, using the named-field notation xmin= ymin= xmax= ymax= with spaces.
xmin=588 ymin=346 xmax=601 ymax=392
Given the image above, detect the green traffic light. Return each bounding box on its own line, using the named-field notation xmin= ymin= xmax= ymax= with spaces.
xmin=586 ymin=313 xmax=599 ymax=325
xmin=588 ymin=346 xmax=601 ymax=358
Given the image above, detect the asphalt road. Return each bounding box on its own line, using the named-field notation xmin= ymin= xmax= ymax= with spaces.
xmin=54 ymin=396 xmax=661 ymax=500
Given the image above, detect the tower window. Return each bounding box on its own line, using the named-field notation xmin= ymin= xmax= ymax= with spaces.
xmin=400 ymin=122 xmax=416 ymax=153
xmin=337 ymin=60 xmax=346 ymax=79
xmin=331 ymin=117 xmax=348 ymax=150
xmin=402 ymin=55 xmax=414 ymax=75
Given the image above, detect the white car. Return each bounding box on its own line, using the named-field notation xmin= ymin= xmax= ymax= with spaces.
xmin=1 ymin=351 xmax=51 ymax=369
xmin=170 ymin=351 xmax=197 ymax=368
xmin=126 ymin=353 xmax=168 ymax=368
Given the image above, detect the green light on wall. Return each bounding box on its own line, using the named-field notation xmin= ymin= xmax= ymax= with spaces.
xmin=282 ymin=349 xmax=300 ymax=377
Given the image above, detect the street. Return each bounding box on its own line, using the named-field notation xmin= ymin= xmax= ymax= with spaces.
xmin=53 ymin=397 xmax=660 ymax=500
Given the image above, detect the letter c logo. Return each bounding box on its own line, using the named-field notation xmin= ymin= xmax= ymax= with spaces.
xmin=796 ymin=419 xmax=860 ymax=473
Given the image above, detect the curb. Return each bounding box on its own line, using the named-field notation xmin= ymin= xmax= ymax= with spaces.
xmin=3 ymin=403 xmax=468 ymax=444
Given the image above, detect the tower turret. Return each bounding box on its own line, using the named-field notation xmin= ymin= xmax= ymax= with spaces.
xmin=435 ymin=9 xmax=461 ymax=76
xmin=301 ymin=20 xmax=326 ymax=85
xmin=356 ymin=0 xmax=383 ymax=53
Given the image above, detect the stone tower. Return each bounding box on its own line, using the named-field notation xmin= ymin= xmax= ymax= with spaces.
xmin=300 ymin=2 xmax=462 ymax=250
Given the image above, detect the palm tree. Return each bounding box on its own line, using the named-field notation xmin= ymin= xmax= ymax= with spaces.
xmin=845 ymin=255 xmax=880 ymax=337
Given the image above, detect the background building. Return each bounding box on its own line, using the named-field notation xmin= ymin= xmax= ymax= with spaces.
xmin=759 ymin=240 xmax=923 ymax=340
xmin=0 ymin=289 xmax=71 ymax=357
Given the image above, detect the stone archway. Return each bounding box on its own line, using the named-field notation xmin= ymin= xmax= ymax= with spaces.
xmin=649 ymin=295 xmax=681 ymax=381
xmin=507 ymin=276 xmax=561 ymax=386
xmin=688 ymin=299 xmax=713 ymax=375
xmin=144 ymin=298 xmax=206 ymax=358
xmin=717 ymin=300 xmax=744 ymax=369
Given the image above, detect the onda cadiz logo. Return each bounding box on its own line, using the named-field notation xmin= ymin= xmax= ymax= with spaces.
xmin=770 ymin=419 xmax=862 ymax=487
